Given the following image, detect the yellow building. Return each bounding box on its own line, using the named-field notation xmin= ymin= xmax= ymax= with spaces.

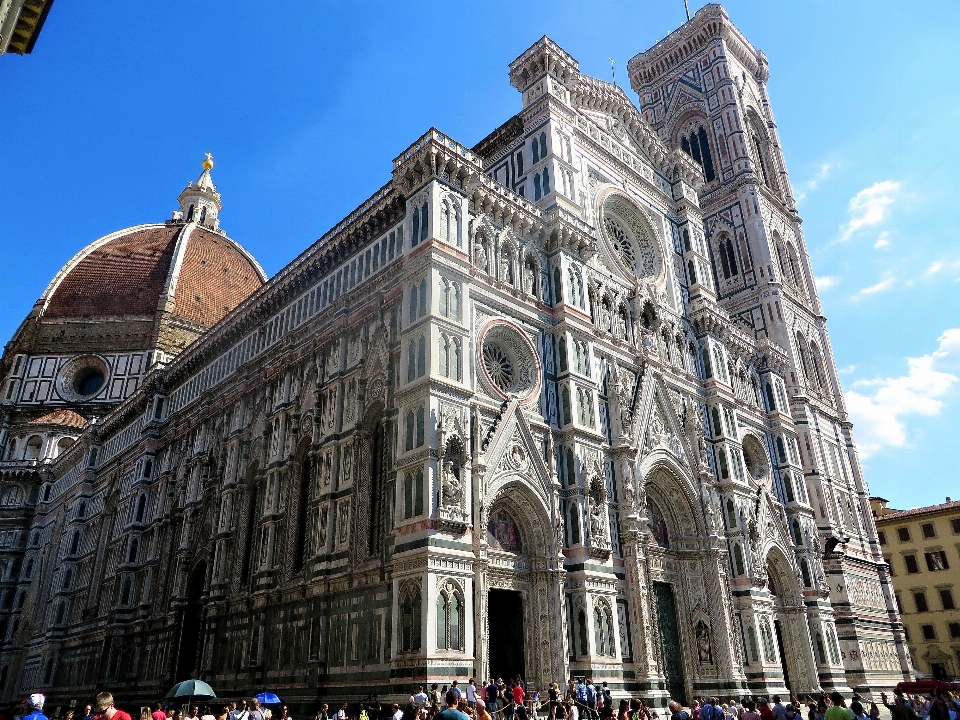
xmin=872 ymin=497 xmax=960 ymax=679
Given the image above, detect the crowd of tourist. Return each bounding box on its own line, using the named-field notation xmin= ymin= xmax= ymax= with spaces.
xmin=4 ymin=682 xmax=959 ymax=720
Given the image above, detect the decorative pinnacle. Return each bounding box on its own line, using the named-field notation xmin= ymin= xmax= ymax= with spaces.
xmin=202 ymin=152 xmax=214 ymax=171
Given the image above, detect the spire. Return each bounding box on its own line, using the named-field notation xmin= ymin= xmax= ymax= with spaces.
xmin=174 ymin=154 xmax=223 ymax=231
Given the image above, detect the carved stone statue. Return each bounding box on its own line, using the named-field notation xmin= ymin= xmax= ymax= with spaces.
xmin=317 ymin=504 xmax=328 ymax=547
xmin=440 ymin=460 xmax=462 ymax=507
xmin=590 ymin=503 xmax=606 ymax=540
xmin=696 ymin=620 xmax=713 ymax=664
xmin=475 ymin=242 xmax=487 ymax=273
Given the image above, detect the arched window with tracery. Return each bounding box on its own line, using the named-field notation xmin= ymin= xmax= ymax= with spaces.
xmin=135 ymin=494 xmax=147 ymax=523
xmin=679 ymin=124 xmax=716 ymax=182
xmin=593 ymin=597 xmax=615 ymax=657
xmin=733 ymin=543 xmax=745 ymax=575
xmin=715 ymin=234 xmax=739 ymax=280
xmin=398 ymin=580 xmax=422 ymax=653
xmin=747 ymin=111 xmax=780 ymax=193
xmin=436 ymin=581 xmax=464 ymax=651
xmin=792 ymin=520 xmax=804 ymax=546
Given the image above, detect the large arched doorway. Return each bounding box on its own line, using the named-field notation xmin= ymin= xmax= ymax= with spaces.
xmin=357 ymin=403 xmax=387 ymax=560
xmin=766 ymin=550 xmax=816 ymax=693
xmin=486 ymin=507 xmax=526 ymax=682
xmin=478 ymin=476 xmax=566 ymax=689
xmin=175 ymin=561 xmax=207 ymax=680
xmin=647 ymin=493 xmax=687 ymax=704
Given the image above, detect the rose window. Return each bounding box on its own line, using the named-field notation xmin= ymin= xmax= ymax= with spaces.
xmin=600 ymin=195 xmax=663 ymax=281
xmin=482 ymin=344 xmax=514 ymax=392
xmin=604 ymin=217 xmax=635 ymax=269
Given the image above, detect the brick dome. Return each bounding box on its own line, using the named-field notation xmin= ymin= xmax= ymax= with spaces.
xmin=42 ymin=223 xmax=266 ymax=327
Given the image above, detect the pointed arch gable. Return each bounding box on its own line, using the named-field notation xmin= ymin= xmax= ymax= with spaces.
xmin=633 ymin=374 xmax=697 ymax=471
xmin=481 ymin=403 xmax=553 ymax=512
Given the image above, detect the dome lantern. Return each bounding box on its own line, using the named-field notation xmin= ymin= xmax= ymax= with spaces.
xmin=175 ymin=153 xmax=223 ymax=232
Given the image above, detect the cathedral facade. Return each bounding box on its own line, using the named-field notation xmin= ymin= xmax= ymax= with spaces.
xmin=0 ymin=5 xmax=910 ymax=709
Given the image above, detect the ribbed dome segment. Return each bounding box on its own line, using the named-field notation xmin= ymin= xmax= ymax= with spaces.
xmin=45 ymin=226 xmax=181 ymax=318
xmin=42 ymin=224 xmax=264 ymax=330
xmin=172 ymin=227 xmax=264 ymax=326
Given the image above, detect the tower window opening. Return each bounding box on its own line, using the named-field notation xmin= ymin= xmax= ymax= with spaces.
xmin=680 ymin=126 xmax=716 ymax=182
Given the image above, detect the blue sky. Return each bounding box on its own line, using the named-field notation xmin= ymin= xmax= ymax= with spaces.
xmin=2 ymin=1 xmax=958 ymax=509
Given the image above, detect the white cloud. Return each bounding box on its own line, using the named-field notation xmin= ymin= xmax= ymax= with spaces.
xmin=838 ymin=364 xmax=857 ymax=375
xmin=796 ymin=162 xmax=833 ymax=203
xmin=846 ymin=329 xmax=960 ymax=457
xmin=850 ymin=274 xmax=896 ymax=300
xmin=840 ymin=180 xmax=899 ymax=241
xmin=815 ymin=275 xmax=838 ymax=290
xmin=927 ymin=261 xmax=944 ymax=275
xmin=874 ymin=231 xmax=891 ymax=249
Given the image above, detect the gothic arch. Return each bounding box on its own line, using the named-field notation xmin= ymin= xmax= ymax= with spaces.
xmin=485 ymin=478 xmax=553 ymax=558
xmin=642 ymin=462 xmax=702 ymax=540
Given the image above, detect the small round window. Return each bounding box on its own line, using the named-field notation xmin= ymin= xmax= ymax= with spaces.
xmin=57 ymin=355 xmax=110 ymax=402
xmin=478 ymin=321 xmax=541 ymax=403
xmin=74 ymin=367 xmax=105 ymax=397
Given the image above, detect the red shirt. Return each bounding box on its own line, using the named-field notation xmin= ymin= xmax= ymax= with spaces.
xmin=153 ymin=712 xmax=167 ymax=720
xmin=513 ymin=687 xmax=525 ymax=704
xmin=112 ymin=712 xmax=133 ymax=720
xmin=761 ymin=708 xmax=775 ymax=720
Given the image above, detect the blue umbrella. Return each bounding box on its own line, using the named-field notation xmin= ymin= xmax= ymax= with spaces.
xmin=255 ymin=694 xmax=281 ymax=705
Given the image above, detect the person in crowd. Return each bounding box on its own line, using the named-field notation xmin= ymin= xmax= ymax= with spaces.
xmin=435 ymin=691 xmax=468 ymax=720
xmin=476 ymin=700 xmax=491 ymax=720
xmin=566 ymin=700 xmax=578 ymax=720
xmin=201 ymin=707 xmax=216 ymax=720
xmin=784 ymin=706 xmax=798 ymax=720
xmin=217 ymin=707 xmax=229 ymax=720
xmin=246 ymin=701 xmax=265 ymax=720
xmin=336 ymin=704 xmax=348 ymax=720
xmin=24 ymin=696 xmax=48 ymax=720
xmin=152 ymin=705 xmax=167 ymax=720
xmin=617 ymin=700 xmax=629 ymax=720
xmin=140 ymin=710 xmax=151 ymax=720
xmin=314 ymin=705 xmax=330 ymax=720
xmin=757 ymin=699 xmax=773 ymax=720
xmin=584 ymin=680 xmax=597 ymax=720
xmin=187 ymin=708 xmax=200 ymax=720
xmin=82 ymin=706 xmax=95 ymax=720
xmin=825 ymin=694 xmax=853 ymax=720
xmin=772 ymin=698 xmax=787 ymax=720
xmin=727 ymin=702 xmax=740 ymax=720
xmin=849 ymin=702 xmax=867 ymax=720
xmin=668 ymin=702 xmax=689 ymax=720
xmin=430 ymin=686 xmax=443 ymax=709
xmin=513 ymin=681 xmax=526 ymax=713
xmin=868 ymin=704 xmax=880 ymax=720
xmin=94 ymin=694 xmax=132 ymax=720
xmin=741 ymin=701 xmax=759 ymax=720
xmin=278 ymin=708 xmax=290 ymax=720
xmin=412 ymin=690 xmax=427 ymax=709
xmin=391 ymin=705 xmax=402 ymax=720
xmin=702 ymin=698 xmax=723 ymax=720
xmin=229 ymin=704 xmax=246 ymax=720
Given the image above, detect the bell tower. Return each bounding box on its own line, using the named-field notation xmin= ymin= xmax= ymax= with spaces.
xmin=628 ymin=4 xmax=911 ymax=693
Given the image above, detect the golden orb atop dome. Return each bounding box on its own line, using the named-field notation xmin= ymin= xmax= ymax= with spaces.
xmin=202 ymin=152 xmax=214 ymax=171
